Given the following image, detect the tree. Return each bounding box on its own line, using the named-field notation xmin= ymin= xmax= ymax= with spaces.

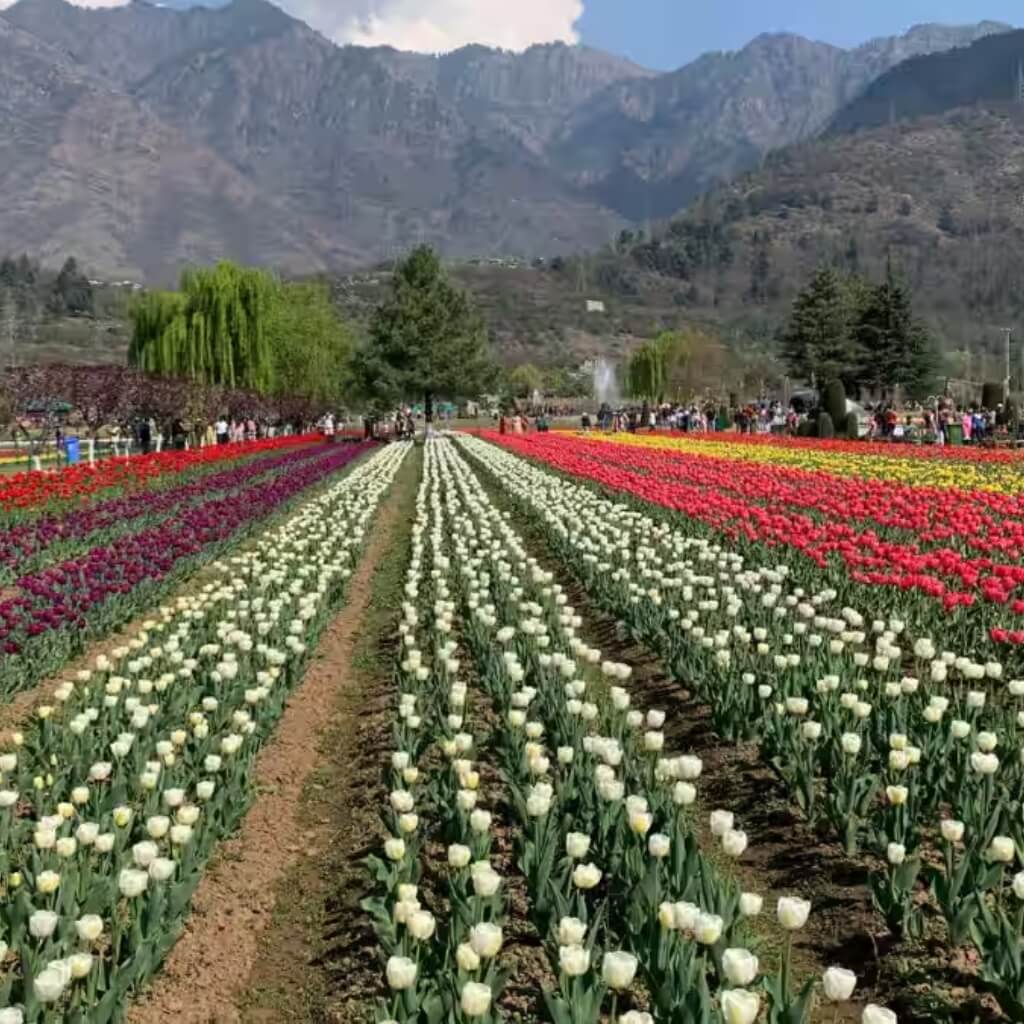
xmin=128 ymin=261 xmax=277 ymax=393
xmin=357 ymin=246 xmax=492 ymax=418
xmin=625 ymin=328 xmax=725 ymax=403
xmin=625 ymin=341 xmax=665 ymax=403
xmin=780 ymin=266 xmax=861 ymax=389
xmin=506 ymin=363 xmax=544 ymax=400
xmin=50 ymin=257 xmax=94 ymax=316
xmin=853 ymin=258 xmax=937 ymax=400
xmin=265 ymin=281 xmax=353 ymax=406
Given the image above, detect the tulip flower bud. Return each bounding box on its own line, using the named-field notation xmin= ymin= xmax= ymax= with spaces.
xmin=693 ymin=912 xmax=723 ymax=945
xmin=940 ymin=819 xmax=964 ymax=843
xmin=777 ymin=896 xmax=811 ymax=930
xmin=385 ymin=955 xmax=417 ymax=990
xmin=720 ymin=988 xmax=761 ymax=1024
xmin=460 ymin=981 xmax=492 ymax=1017
xmin=602 ymin=950 xmax=638 ymax=990
xmin=722 ymin=948 xmax=759 ymax=986
xmin=990 ymin=836 xmax=1016 ymax=863
xmin=862 ymin=1006 xmax=897 ymax=1024
xmin=739 ymin=892 xmax=763 ymax=917
xmin=648 ymin=833 xmax=671 ymax=859
xmin=823 ymin=966 xmax=857 ymax=1002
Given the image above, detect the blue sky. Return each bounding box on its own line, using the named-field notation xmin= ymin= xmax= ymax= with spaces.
xmin=577 ymin=0 xmax=1021 ymax=69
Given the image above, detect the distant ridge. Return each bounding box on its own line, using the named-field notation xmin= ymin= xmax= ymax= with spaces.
xmin=0 ymin=1 xmax=1012 ymax=279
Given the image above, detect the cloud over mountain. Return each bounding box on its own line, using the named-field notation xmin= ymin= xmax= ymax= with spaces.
xmin=0 ymin=0 xmax=585 ymax=52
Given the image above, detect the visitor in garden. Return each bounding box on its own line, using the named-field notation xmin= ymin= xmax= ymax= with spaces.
xmin=215 ymin=417 xmax=229 ymax=445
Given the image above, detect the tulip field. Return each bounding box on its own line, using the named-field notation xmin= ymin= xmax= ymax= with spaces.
xmin=5 ymin=425 xmax=1024 ymax=1023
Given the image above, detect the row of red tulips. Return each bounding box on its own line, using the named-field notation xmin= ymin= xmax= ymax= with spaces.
xmin=481 ymin=432 xmax=1024 ymax=646
xmin=0 ymin=433 xmax=319 ymax=517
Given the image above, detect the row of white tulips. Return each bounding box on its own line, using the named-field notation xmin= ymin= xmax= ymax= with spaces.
xmin=457 ymin=431 xmax=1024 ymax=1018
xmin=368 ymin=437 xmax=895 ymax=1024
xmin=0 ymin=443 xmax=409 ymax=1023
xmin=367 ymin=438 xmax=509 ymax=1022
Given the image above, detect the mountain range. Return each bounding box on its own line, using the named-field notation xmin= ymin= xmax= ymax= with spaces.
xmin=0 ymin=0 xmax=1010 ymax=281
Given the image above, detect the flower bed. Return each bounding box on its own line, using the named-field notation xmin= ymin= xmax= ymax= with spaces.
xmin=364 ymin=438 xmax=895 ymax=1024
xmin=0 ymin=442 xmax=378 ymax=697
xmin=0 ymin=442 xmax=409 ymax=1022
xmin=0 ymin=443 xmax=331 ymax=584
xmin=459 ymin=431 xmax=1024 ymax=1021
xmin=0 ymin=434 xmax=320 ymax=522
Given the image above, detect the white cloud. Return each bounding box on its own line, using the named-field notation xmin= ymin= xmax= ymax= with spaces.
xmin=269 ymin=0 xmax=583 ymax=53
xmin=0 ymin=0 xmax=584 ymax=52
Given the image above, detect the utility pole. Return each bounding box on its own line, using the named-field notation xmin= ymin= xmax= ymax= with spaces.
xmin=1001 ymin=327 xmax=1013 ymax=396
xmin=2 ymin=289 xmax=15 ymax=371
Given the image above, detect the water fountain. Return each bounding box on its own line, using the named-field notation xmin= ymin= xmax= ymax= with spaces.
xmin=592 ymin=357 xmax=620 ymax=406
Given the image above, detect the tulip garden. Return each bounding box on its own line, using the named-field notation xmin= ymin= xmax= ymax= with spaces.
xmin=4 ymin=424 xmax=1024 ymax=1023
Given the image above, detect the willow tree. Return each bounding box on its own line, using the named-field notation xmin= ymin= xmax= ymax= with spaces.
xmin=129 ymin=261 xmax=277 ymax=393
xmin=625 ymin=340 xmax=667 ymax=403
xmin=626 ymin=328 xmax=723 ymax=403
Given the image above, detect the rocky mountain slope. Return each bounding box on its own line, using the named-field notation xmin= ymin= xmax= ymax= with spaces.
xmin=563 ymin=104 xmax=1024 ymax=370
xmin=828 ymin=28 xmax=1024 ymax=134
xmin=0 ymin=0 xmax=1010 ymax=280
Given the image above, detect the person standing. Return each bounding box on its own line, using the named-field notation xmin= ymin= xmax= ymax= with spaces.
xmin=215 ymin=417 xmax=229 ymax=445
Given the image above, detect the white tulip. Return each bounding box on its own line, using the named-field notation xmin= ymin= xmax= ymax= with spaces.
xmin=823 ymin=966 xmax=857 ymax=1002
xmin=777 ymin=896 xmax=811 ymax=930
xmin=720 ymin=988 xmax=761 ymax=1024
xmin=460 ymin=981 xmax=492 ymax=1017
xmin=722 ymin=947 xmax=759 ymax=986
xmin=602 ymin=950 xmax=638 ymax=990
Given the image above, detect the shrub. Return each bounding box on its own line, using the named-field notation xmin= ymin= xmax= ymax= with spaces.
xmin=822 ymin=379 xmax=847 ymax=427
xmin=818 ymin=411 xmax=834 ymax=439
xmin=845 ymin=411 xmax=860 ymax=439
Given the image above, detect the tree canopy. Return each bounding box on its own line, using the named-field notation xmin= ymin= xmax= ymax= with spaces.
xmin=356 ymin=246 xmax=492 ymax=417
xmin=625 ymin=327 xmax=724 ymax=403
xmin=780 ymin=261 xmax=937 ymax=399
xmin=129 ymin=262 xmax=276 ymax=392
xmin=128 ymin=262 xmax=354 ymax=407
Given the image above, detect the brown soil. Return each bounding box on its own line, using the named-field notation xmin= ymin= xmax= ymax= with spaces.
xmin=128 ymin=450 xmax=420 ymax=1024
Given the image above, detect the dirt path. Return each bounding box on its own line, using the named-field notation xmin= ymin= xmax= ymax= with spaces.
xmin=128 ymin=449 xmax=421 ymax=1024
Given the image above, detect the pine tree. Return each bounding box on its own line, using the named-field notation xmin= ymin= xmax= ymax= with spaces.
xmin=780 ymin=266 xmax=858 ymax=387
xmin=853 ymin=257 xmax=936 ymax=400
xmin=358 ymin=246 xmax=492 ymax=419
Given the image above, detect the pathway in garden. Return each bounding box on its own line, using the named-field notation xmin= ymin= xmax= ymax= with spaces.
xmin=128 ymin=447 xmax=422 ymax=1024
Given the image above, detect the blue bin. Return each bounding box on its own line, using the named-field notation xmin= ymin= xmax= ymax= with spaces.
xmin=65 ymin=436 xmax=80 ymax=465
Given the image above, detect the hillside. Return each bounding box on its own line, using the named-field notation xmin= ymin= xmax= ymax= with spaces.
xmin=829 ymin=28 xmax=1024 ymax=134
xmin=554 ymin=105 xmax=1024 ymax=375
xmin=0 ymin=0 xmax=1008 ymax=280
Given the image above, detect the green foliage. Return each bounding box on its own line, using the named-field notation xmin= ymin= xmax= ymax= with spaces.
xmin=625 ymin=328 xmax=725 ymax=403
xmin=853 ymin=258 xmax=936 ymax=400
xmin=129 ymin=261 xmax=277 ymax=393
xmin=779 ymin=267 xmax=858 ymax=388
xmin=817 ymin=410 xmax=834 ymax=438
xmin=822 ymin=378 xmax=846 ymax=425
xmin=844 ymin=411 xmax=860 ymax=439
xmin=796 ymin=419 xmax=816 ymax=437
xmin=356 ymin=246 xmax=492 ymax=416
xmin=506 ymin=363 xmax=544 ymax=399
xmin=625 ymin=341 xmax=665 ymax=402
xmin=50 ymin=257 xmax=94 ymax=316
xmin=265 ymin=281 xmax=353 ymax=405
xmin=782 ymin=260 xmax=937 ymax=399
